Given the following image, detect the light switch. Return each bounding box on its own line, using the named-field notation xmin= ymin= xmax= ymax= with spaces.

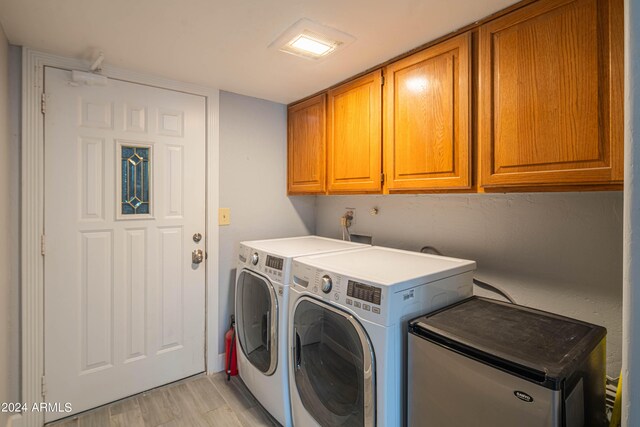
xmin=218 ymin=208 xmax=231 ymax=225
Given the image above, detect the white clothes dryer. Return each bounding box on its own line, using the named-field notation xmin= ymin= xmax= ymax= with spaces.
xmin=235 ymin=236 xmax=368 ymax=426
xmin=288 ymin=246 xmax=476 ymax=426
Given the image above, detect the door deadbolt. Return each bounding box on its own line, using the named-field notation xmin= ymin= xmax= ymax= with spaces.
xmin=193 ymin=233 xmax=202 ymax=243
xmin=192 ymin=249 xmax=204 ymax=264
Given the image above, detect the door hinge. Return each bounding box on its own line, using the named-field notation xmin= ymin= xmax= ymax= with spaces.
xmin=381 ymin=75 xmax=385 ymax=86
xmin=381 ymin=173 xmax=385 ymax=184
xmin=40 ymin=234 xmax=46 ymax=256
xmin=41 ymin=93 xmax=46 ymax=115
xmin=41 ymin=375 xmax=47 ymax=398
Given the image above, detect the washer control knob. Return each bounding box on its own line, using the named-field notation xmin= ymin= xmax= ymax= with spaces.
xmin=321 ymin=275 xmax=333 ymax=294
xmin=251 ymin=252 xmax=259 ymax=266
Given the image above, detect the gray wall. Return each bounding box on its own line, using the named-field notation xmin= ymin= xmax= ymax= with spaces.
xmin=218 ymin=91 xmax=315 ymax=354
xmin=315 ymin=193 xmax=623 ymax=374
xmin=6 ymin=45 xmax=20 ymax=424
xmin=0 ymin=27 xmax=18 ymax=427
xmin=0 ymin=25 xmax=8 ymax=427
xmin=623 ymin=0 xmax=640 ymax=422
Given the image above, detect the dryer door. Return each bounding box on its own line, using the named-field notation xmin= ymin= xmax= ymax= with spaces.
xmin=235 ymin=270 xmax=278 ymax=375
xmin=292 ymin=297 xmax=375 ymax=426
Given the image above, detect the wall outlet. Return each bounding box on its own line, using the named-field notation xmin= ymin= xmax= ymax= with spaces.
xmin=218 ymin=208 xmax=231 ymax=225
xmin=345 ymin=207 xmax=356 ymax=227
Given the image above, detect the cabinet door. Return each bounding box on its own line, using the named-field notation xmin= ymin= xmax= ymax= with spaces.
xmin=479 ymin=0 xmax=623 ymax=188
xmin=288 ymin=94 xmax=327 ymax=194
xmin=384 ymin=33 xmax=472 ymax=191
xmin=327 ymin=70 xmax=383 ymax=193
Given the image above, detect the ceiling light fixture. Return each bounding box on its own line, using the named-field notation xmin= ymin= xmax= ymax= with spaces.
xmin=289 ymin=34 xmax=335 ymax=56
xmin=270 ymin=18 xmax=355 ymax=61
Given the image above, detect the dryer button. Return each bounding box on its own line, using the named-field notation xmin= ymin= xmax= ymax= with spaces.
xmin=346 ymin=298 xmax=353 ymax=305
xmin=334 ymin=293 xmax=339 ymax=301
xmin=372 ymin=307 xmax=380 ymax=314
xmin=354 ymin=301 xmax=361 ymax=309
xmin=363 ymin=304 xmax=371 ymax=311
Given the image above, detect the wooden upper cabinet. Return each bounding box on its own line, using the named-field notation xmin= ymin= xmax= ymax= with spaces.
xmin=479 ymin=0 xmax=623 ymax=188
xmin=287 ymin=94 xmax=326 ymax=194
xmin=384 ymin=33 xmax=472 ymax=192
xmin=327 ymin=70 xmax=383 ymax=193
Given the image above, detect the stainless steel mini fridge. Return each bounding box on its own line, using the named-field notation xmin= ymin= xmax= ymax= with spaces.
xmin=407 ymin=297 xmax=607 ymax=427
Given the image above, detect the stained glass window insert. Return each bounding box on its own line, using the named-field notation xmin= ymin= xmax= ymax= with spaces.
xmin=121 ymin=146 xmax=150 ymax=215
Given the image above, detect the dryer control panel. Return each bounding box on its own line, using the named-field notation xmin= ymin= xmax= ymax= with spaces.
xmin=347 ymin=280 xmax=382 ymax=305
xmin=238 ymin=244 xmax=288 ymax=285
xmin=291 ymin=259 xmax=475 ymax=328
xmin=291 ymin=261 xmax=388 ymax=325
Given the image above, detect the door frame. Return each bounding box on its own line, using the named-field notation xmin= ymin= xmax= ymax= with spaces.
xmin=20 ymin=48 xmax=220 ymax=427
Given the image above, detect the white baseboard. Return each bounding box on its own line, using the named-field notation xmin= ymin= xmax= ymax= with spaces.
xmin=207 ymin=352 xmax=226 ymax=374
xmin=6 ymin=414 xmax=22 ymax=427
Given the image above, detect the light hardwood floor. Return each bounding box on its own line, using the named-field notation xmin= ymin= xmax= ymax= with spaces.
xmin=47 ymin=373 xmax=281 ymax=427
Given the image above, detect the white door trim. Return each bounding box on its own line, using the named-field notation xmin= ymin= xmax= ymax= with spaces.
xmin=21 ymin=48 xmax=220 ymax=427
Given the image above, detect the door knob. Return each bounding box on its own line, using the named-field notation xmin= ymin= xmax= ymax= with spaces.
xmin=192 ymin=249 xmax=204 ymax=264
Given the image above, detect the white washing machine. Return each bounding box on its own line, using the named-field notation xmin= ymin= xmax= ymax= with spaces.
xmin=288 ymin=246 xmax=476 ymax=426
xmin=235 ymin=236 xmax=368 ymax=426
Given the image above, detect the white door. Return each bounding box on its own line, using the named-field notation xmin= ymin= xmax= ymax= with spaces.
xmin=43 ymin=66 xmax=206 ymax=422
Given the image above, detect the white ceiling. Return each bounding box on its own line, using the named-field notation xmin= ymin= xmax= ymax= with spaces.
xmin=0 ymin=0 xmax=519 ymax=104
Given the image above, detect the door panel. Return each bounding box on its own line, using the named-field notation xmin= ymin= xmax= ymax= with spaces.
xmin=80 ymin=231 xmax=113 ymax=372
xmin=327 ymin=70 xmax=383 ymax=193
xmin=124 ymin=228 xmax=146 ymax=361
xmin=159 ymin=226 xmax=184 ymax=351
xmin=293 ymin=298 xmax=375 ymax=427
xmin=479 ymin=0 xmax=623 ymax=187
xmin=236 ymin=271 xmax=278 ymax=375
xmin=44 ymin=67 xmax=206 ymax=421
xmin=384 ymin=33 xmax=472 ymax=191
xmin=288 ymin=94 xmax=327 ymax=194
xmin=79 ymin=137 xmax=105 ymax=220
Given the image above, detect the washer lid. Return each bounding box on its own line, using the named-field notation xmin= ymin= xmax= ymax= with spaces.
xmin=241 ymin=236 xmax=368 ymax=258
xmin=294 ymin=246 xmax=476 ymax=287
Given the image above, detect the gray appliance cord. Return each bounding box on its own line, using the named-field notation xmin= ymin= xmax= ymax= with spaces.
xmin=420 ymin=246 xmax=516 ymax=304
